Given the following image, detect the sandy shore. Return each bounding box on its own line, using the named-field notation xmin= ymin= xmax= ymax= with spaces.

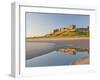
xmin=26 ymin=37 xmax=89 ymax=48
xmin=26 ymin=37 xmax=89 ymax=41
xmin=26 ymin=38 xmax=89 ymax=60
xmin=26 ymin=42 xmax=56 ymax=60
xmin=73 ymin=56 xmax=89 ymax=65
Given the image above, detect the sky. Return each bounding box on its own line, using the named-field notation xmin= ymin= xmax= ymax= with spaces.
xmin=26 ymin=12 xmax=89 ymax=37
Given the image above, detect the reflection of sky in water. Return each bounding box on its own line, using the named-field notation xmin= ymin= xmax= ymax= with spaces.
xmin=26 ymin=50 xmax=89 ymax=67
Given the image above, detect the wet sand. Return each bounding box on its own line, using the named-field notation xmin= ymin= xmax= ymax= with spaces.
xmin=26 ymin=42 xmax=56 ymax=60
xmin=26 ymin=37 xmax=88 ymax=41
xmin=26 ymin=38 xmax=89 ymax=60
xmin=73 ymin=56 xmax=89 ymax=65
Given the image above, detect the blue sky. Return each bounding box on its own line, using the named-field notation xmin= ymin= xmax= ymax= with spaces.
xmin=26 ymin=12 xmax=89 ymax=37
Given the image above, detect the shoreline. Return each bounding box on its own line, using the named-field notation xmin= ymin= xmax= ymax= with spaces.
xmin=26 ymin=37 xmax=89 ymax=42
xmin=73 ymin=56 xmax=89 ymax=65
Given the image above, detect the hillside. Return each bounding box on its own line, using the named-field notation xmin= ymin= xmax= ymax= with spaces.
xmin=44 ymin=25 xmax=89 ymax=38
xmin=44 ymin=31 xmax=89 ymax=38
xmin=27 ymin=25 xmax=89 ymax=38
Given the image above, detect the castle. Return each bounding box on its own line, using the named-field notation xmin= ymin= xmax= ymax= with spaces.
xmin=46 ymin=25 xmax=89 ymax=37
xmin=53 ymin=25 xmax=89 ymax=33
xmin=53 ymin=25 xmax=76 ymax=33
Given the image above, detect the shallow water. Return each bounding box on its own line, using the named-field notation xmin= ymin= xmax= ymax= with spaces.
xmin=26 ymin=40 xmax=89 ymax=67
xmin=26 ymin=50 xmax=89 ymax=67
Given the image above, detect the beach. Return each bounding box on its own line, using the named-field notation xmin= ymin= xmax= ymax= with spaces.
xmin=73 ymin=56 xmax=89 ymax=65
xmin=26 ymin=38 xmax=89 ymax=60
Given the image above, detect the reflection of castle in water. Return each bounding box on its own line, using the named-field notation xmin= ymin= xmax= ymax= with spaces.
xmin=57 ymin=48 xmax=89 ymax=55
